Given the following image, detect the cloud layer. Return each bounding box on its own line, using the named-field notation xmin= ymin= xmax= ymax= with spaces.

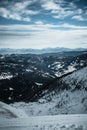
xmin=0 ymin=24 xmax=87 ymax=49
xmin=0 ymin=0 xmax=87 ymax=22
xmin=0 ymin=0 xmax=87 ymax=49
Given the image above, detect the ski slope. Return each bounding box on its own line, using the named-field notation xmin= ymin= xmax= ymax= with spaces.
xmin=0 ymin=114 xmax=87 ymax=130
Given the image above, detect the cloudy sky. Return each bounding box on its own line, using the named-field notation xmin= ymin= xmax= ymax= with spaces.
xmin=0 ymin=0 xmax=87 ymax=49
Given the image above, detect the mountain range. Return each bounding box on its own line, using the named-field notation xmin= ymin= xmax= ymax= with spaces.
xmin=0 ymin=50 xmax=87 ymax=104
xmin=0 ymin=47 xmax=87 ymax=54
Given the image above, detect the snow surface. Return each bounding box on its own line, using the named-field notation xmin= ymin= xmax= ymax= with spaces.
xmin=11 ymin=67 xmax=87 ymax=116
xmin=11 ymin=90 xmax=87 ymax=116
xmin=64 ymin=67 xmax=87 ymax=88
xmin=64 ymin=65 xmax=76 ymax=73
xmin=0 ymin=102 xmax=28 ymax=119
xmin=0 ymin=115 xmax=87 ymax=130
xmin=51 ymin=62 xmax=64 ymax=70
xmin=35 ymin=82 xmax=43 ymax=86
xmin=25 ymin=69 xmax=33 ymax=72
xmin=0 ymin=72 xmax=13 ymax=80
xmin=0 ymin=102 xmax=87 ymax=129
xmin=0 ymin=67 xmax=87 ymax=129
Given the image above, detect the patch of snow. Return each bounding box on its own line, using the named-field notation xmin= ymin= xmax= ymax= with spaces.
xmin=9 ymin=87 xmax=14 ymax=91
xmin=52 ymin=62 xmax=60 ymax=65
xmin=55 ymin=72 xmax=62 ymax=77
xmin=51 ymin=62 xmax=64 ymax=70
xmin=35 ymin=82 xmax=43 ymax=86
xmin=8 ymin=97 xmax=12 ymax=100
xmin=25 ymin=69 xmax=33 ymax=72
xmin=0 ymin=55 xmax=5 ymax=59
xmin=34 ymin=67 xmax=37 ymax=70
xmin=42 ymin=72 xmax=55 ymax=78
xmin=48 ymin=65 xmax=51 ymax=68
xmin=64 ymin=65 xmax=76 ymax=73
xmin=0 ymin=72 xmax=13 ymax=80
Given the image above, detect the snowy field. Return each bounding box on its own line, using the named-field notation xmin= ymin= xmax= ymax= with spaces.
xmin=0 ymin=114 xmax=87 ymax=130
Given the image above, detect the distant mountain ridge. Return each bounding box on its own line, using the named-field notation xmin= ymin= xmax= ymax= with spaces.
xmin=0 ymin=47 xmax=87 ymax=54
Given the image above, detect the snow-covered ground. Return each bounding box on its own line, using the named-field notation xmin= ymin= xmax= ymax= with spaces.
xmin=10 ymin=67 xmax=87 ymax=116
xmin=10 ymin=89 xmax=87 ymax=116
xmin=0 ymin=72 xmax=13 ymax=80
xmin=63 ymin=66 xmax=87 ymax=88
xmin=0 ymin=102 xmax=28 ymax=119
xmin=0 ymin=114 xmax=87 ymax=130
xmin=0 ymin=67 xmax=87 ymax=129
xmin=0 ymin=102 xmax=87 ymax=130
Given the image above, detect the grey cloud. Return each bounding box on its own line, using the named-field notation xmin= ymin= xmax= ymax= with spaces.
xmin=72 ymin=15 xmax=87 ymax=21
xmin=0 ymin=0 xmax=86 ymax=22
xmin=0 ymin=0 xmax=39 ymax=22
xmin=40 ymin=0 xmax=86 ymax=20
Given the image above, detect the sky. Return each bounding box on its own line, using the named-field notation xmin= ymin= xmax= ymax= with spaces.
xmin=0 ymin=0 xmax=87 ymax=49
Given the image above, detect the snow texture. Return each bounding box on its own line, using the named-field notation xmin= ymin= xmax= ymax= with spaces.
xmin=63 ymin=66 xmax=87 ymax=88
xmin=0 ymin=115 xmax=87 ymax=130
xmin=11 ymin=67 xmax=87 ymax=116
xmin=0 ymin=101 xmax=28 ymax=119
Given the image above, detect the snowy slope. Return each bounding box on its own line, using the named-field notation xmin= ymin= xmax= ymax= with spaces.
xmin=11 ymin=90 xmax=87 ymax=116
xmin=63 ymin=66 xmax=87 ymax=89
xmin=0 ymin=101 xmax=28 ymax=119
xmin=0 ymin=115 xmax=87 ymax=130
xmin=0 ymin=67 xmax=87 ymax=130
xmin=11 ymin=67 xmax=87 ymax=116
